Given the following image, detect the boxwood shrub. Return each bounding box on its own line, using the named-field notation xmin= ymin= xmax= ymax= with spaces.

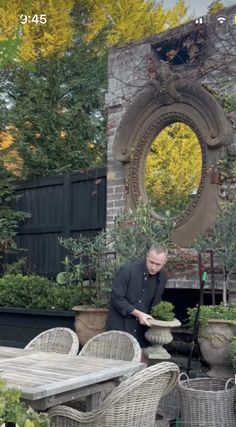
xmin=0 ymin=274 xmax=80 ymax=310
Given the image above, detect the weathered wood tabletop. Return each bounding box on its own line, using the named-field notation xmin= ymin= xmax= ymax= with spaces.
xmin=0 ymin=346 xmax=145 ymax=410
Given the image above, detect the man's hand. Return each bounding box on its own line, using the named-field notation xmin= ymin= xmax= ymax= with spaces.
xmin=131 ymin=309 xmax=153 ymax=326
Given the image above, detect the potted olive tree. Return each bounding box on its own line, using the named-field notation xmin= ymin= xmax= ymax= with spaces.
xmin=194 ymin=200 xmax=236 ymax=306
xmin=59 ymin=202 xmax=174 ymax=346
xmin=190 ymin=200 xmax=236 ymax=377
xmin=58 ymin=231 xmax=115 ymax=346
xmin=144 ymin=301 xmax=181 ymax=360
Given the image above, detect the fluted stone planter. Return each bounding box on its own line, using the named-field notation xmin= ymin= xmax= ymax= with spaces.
xmin=144 ymin=318 xmax=181 ymax=360
xmin=198 ymin=319 xmax=236 ymax=378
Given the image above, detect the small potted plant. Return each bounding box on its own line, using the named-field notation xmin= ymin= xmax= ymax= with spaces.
xmin=144 ymin=301 xmax=181 ymax=360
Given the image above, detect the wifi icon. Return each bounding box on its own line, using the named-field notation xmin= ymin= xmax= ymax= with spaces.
xmin=217 ymin=16 xmax=226 ymax=24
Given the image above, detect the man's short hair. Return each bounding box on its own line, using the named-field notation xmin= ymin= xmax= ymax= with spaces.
xmin=147 ymin=244 xmax=168 ymax=256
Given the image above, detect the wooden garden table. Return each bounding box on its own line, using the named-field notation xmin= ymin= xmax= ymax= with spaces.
xmin=0 ymin=346 xmax=145 ymax=410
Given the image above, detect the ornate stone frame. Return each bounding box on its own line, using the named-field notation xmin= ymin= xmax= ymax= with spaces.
xmin=113 ymin=65 xmax=233 ymax=246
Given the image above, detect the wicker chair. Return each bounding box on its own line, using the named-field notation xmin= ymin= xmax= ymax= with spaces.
xmin=24 ymin=327 xmax=79 ymax=355
xmin=78 ymin=330 xmax=141 ymax=362
xmin=48 ymin=361 xmax=179 ymax=427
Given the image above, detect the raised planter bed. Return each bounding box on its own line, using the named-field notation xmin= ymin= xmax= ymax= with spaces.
xmin=0 ymin=307 xmax=75 ymax=348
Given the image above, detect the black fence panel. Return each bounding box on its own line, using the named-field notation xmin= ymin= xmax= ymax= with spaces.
xmin=10 ymin=167 xmax=106 ymax=277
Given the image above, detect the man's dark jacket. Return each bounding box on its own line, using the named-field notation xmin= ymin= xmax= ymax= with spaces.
xmin=106 ymin=259 xmax=167 ymax=347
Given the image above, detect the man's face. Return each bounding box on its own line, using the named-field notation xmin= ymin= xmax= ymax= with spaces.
xmin=146 ymin=250 xmax=167 ymax=275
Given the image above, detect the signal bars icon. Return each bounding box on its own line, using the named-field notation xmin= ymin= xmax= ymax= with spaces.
xmin=195 ymin=15 xmax=228 ymax=25
xmin=195 ymin=17 xmax=204 ymax=24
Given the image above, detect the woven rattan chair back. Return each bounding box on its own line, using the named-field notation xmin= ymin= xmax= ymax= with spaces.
xmin=48 ymin=361 xmax=180 ymax=427
xmin=79 ymin=330 xmax=141 ymax=362
xmin=25 ymin=327 xmax=79 ymax=355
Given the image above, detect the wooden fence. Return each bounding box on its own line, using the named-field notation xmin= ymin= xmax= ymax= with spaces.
xmin=11 ymin=167 xmax=107 ymax=277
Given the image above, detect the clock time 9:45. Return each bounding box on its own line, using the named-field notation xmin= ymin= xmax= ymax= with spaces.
xmin=20 ymin=14 xmax=47 ymax=25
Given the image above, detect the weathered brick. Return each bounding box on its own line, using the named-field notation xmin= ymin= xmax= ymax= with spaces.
xmin=114 ymin=185 xmax=125 ymax=193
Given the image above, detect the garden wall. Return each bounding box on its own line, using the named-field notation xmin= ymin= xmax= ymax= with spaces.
xmin=105 ymin=6 xmax=236 ymax=298
xmin=105 ymin=5 xmax=236 ymax=242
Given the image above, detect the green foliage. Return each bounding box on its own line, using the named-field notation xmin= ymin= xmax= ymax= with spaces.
xmin=151 ymin=301 xmax=175 ymax=321
xmin=217 ymin=156 xmax=236 ymax=181
xmin=59 ymin=202 xmax=174 ymax=306
xmin=193 ymin=200 xmax=236 ymax=304
xmin=110 ymin=202 xmax=174 ymax=262
xmin=1 ymin=5 xmax=107 ymax=179
xmin=208 ymin=0 xmax=225 ymax=15
xmin=3 ymin=257 xmax=28 ymax=275
xmin=187 ymin=304 xmax=236 ymax=329
xmin=0 ymin=31 xmax=24 ymax=70
xmin=0 ymin=274 xmax=80 ymax=310
xmin=6 ymin=43 xmax=107 ymax=179
xmin=224 ymin=95 xmax=236 ymax=113
xmin=0 ymin=163 xmax=30 ymax=254
xmin=59 ymin=231 xmax=116 ymax=307
xmin=0 ymin=0 xmax=188 ymax=179
xmin=0 ymin=378 xmax=49 ymax=427
xmin=230 ymin=337 xmax=236 ymax=371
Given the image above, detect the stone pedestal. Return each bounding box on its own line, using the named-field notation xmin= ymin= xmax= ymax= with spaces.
xmin=144 ymin=318 xmax=181 ymax=360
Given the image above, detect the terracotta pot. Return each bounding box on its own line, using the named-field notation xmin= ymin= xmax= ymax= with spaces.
xmin=144 ymin=318 xmax=181 ymax=360
xmin=72 ymin=306 xmax=108 ymax=346
xmin=198 ymin=319 xmax=236 ymax=378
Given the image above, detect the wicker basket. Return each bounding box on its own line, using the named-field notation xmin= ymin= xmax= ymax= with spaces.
xmin=178 ymin=375 xmax=236 ymax=427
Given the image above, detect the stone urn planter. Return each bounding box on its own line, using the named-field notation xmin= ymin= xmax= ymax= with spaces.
xmin=198 ymin=319 xmax=236 ymax=378
xmin=72 ymin=306 xmax=108 ymax=346
xmin=144 ymin=318 xmax=181 ymax=360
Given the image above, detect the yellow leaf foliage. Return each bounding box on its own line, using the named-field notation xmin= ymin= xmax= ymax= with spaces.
xmin=0 ymin=130 xmax=23 ymax=176
xmin=208 ymin=0 xmax=225 ymax=15
xmin=0 ymin=0 xmax=75 ymax=61
xmin=144 ymin=122 xmax=202 ymax=217
xmin=0 ymin=131 xmax=13 ymax=149
xmin=84 ymin=0 xmax=188 ymax=46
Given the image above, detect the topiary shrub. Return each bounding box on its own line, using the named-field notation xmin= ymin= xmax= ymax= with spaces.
xmin=151 ymin=301 xmax=175 ymax=321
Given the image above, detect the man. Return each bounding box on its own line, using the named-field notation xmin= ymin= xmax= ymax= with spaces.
xmin=106 ymin=244 xmax=168 ymax=349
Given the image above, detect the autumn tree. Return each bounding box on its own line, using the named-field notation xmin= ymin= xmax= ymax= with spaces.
xmin=144 ymin=122 xmax=202 ymax=217
xmin=0 ymin=0 xmax=189 ymax=179
xmin=0 ymin=1 xmax=107 ymax=179
xmin=0 ymin=0 xmax=75 ymax=68
xmin=208 ymin=0 xmax=225 ymax=15
xmin=83 ymin=0 xmax=188 ymax=46
xmin=6 ymin=37 xmax=107 ymax=179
